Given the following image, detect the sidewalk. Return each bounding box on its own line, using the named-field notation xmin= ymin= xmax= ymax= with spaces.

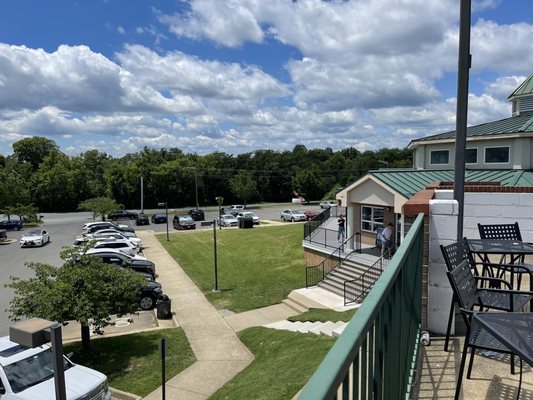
xmin=138 ymin=230 xmax=254 ymax=400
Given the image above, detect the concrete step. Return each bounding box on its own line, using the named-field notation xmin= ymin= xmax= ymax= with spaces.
xmin=282 ymin=298 xmax=308 ymax=313
xmin=332 ymin=324 xmax=347 ymax=337
xmin=263 ymin=320 xmax=346 ymax=337
xmin=287 ymin=290 xmax=328 ymax=310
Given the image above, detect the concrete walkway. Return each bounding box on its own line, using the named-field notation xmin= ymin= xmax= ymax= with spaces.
xmin=138 ymin=231 xmax=254 ymax=400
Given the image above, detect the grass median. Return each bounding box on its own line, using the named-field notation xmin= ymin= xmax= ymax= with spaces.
xmin=159 ymin=224 xmax=306 ymax=312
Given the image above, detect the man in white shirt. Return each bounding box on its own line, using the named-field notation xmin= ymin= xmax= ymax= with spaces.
xmin=381 ymin=222 xmax=394 ymax=258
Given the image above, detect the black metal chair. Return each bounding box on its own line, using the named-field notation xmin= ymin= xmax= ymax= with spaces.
xmin=440 ymin=239 xmax=532 ymax=352
xmin=447 ymin=259 xmax=532 ymax=400
xmin=477 ymin=222 xmax=533 ymax=289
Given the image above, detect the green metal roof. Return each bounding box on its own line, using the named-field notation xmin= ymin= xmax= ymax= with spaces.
xmin=369 ymin=169 xmax=533 ymax=199
xmin=508 ymin=74 xmax=533 ymax=99
xmin=409 ymin=111 xmax=533 ymax=145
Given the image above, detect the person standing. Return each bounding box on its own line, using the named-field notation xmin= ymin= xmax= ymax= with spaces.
xmin=337 ymin=214 xmax=345 ymax=243
xmin=381 ymin=222 xmax=394 ymax=258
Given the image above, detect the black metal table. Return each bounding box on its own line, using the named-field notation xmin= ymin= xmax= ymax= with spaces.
xmin=468 ymin=239 xmax=533 ymax=289
xmin=473 ymin=312 xmax=533 ymax=398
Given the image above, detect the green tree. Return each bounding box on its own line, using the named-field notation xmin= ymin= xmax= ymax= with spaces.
xmin=229 ymin=171 xmax=257 ymax=205
xmin=78 ymin=197 xmax=121 ymax=221
xmin=292 ymin=166 xmax=324 ymax=203
xmin=5 ymin=247 xmax=145 ymax=352
xmin=12 ymin=137 xmax=60 ymax=170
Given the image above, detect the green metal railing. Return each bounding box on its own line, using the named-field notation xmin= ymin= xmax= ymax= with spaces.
xmin=300 ymin=214 xmax=425 ymax=400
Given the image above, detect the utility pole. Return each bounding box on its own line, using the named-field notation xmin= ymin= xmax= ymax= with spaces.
xmin=140 ymin=176 xmax=144 ymax=213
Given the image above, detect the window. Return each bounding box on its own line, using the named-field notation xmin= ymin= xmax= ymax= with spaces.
xmin=430 ymin=150 xmax=449 ymax=165
xmin=485 ymin=146 xmax=509 ymax=164
xmin=361 ymin=206 xmax=384 ymax=232
xmin=466 ymin=148 xmax=477 ymax=164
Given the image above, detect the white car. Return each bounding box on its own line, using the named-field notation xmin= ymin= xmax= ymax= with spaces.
xmin=92 ymin=239 xmax=140 ymax=256
xmin=218 ymin=214 xmax=239 ymax=227
xmin=92 ymin=232 xmax=143 ymax=248
xmin=281 ymin=209 xmax=307 ymax=222
xmin=236 ymin=211 xmax=260 ymax=225
xmin=0 ymin=336 xmax=111 ymax=400
xmin=320 ymin=200 xmax=339 ymax=209
xmin=84 ymin=228 xmax=137 ymax=239
xmin=19 ymin=229 xmax=50 ymax=247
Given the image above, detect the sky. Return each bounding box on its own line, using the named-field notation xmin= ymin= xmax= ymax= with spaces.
xmin=0 ymin=0 xmax=532 ymax=157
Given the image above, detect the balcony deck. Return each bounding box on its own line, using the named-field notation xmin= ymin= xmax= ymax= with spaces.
xmin=415 ymin=334 xmax=533 ymax=399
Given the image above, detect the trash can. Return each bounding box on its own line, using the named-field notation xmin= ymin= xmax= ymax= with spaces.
xmin=156 ymin=295 xmax=172 ymax=319
xmin=243 ymin=217 xmax=254 ymax=229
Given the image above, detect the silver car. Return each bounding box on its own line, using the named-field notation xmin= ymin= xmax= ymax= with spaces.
xmin=218 ymin=214 xmax=239 ymax=227
xmin=280 ymin=209 xmax=307 ymax=222
xmin=20 ymin=229 xmax=50 ymax=247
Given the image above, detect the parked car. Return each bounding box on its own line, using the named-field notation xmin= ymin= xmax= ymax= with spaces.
xmin=218 ymin=214 xmax=239 ymax=227
xmin=151 ymin=213 xmax=167 ymax=224
xmin=92 ymin=232 xmax=143 ymax=248
xmin=84 ymin=228 xmax=137 ymax=240
xmin=136 ymin=214 xmax=150 ymax=225
xmin=172 ymin=215 xmax=196 ymax=230
xmin=83 ymin=223 xmax=135 ymax=235
xmin=19 ymin=229 xmax=50 ymax=247
xmin=188 ymin=208 xmax=205 ymax=221
xmin=319 ymin=200 xmax=339 ymax=209
xmin=85 ymin=248 xmax=156 ymax=279
xmin=108 ymin=209 xmax=138 ymax=220
xmin=92 ymin=238 xmax=140 ymax=256
xmin=82 ymin=221 xmax=131 ymax=231
xmin=236 ymin=211 xmax=260 ymax=225
xmin=115 ymin=268 xmax=163 ymax=310
xmin=0 ymin=336 xmax=112 ymax=400
xmin=304 ymin=210 xmax=320 ymax=220
xmin=0 ymin=219 xmax=23 ymax=230
xmin=280 ymin=209 xmax=307 ymax=222
xmin=229 ymin=205 xmax=245 ymax=216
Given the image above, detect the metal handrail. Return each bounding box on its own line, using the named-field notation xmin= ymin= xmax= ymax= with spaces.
xmin=300 ymin=213 xmax=425 ymax=400
xmin=305 ymin=234 xmax=360 ymax=288
xmin=343 ymin=257 xmax=385 ymax=305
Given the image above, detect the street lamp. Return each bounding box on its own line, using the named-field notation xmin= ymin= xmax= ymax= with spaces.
xmin=158 ymin=202 xmax=169 ymax=241
xmin=10 ymin=318 xmax=67 ymax=400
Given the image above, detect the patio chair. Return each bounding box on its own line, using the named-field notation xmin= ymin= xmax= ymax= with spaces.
xmin=440 ymin=239 xmax=532 ymax=352
xmin=447 ymin=259 xmax=530 ymax=400
xmin=477 ymin=222 xmax=533 ymax=289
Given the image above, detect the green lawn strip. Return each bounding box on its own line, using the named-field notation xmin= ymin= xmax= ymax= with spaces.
xmin=288 ymin=308 xmax=357 ymax=323
xmin=64 ymin=328 xmax=195 ymax=397
xmin=159 ymin=224 xmax=305 ymax=312
xmin=210 ymin=327 xmax=335 ymax=400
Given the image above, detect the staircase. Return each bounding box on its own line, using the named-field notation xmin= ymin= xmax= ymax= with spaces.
xmin=263 ymin=320 xmax=347 ymax=337
xmin=318 ymin=257 xmax=384 ymax=302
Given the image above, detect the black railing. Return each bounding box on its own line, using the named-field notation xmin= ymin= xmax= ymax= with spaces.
xmin=343 ymin=256 xmax=385 ymax=305
xmin=305 ymin=234 xmax=360 ymax=288
xmin=303 ymin=206 xmax=346 ymax=240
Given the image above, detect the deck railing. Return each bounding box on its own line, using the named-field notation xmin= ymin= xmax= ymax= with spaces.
xmin=299 ymin=213 xmax=425 ymax=400
xmin=343 ymin=256 xmax=385 ymax=306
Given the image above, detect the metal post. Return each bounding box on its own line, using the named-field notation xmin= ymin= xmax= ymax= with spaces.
xmin=159 ymin=337 xmax=167 ymax=400
xmin=213 ymin=219 xmax=219 ymax=292
xmin=454 ymin=0 xmax=471 ymax=241
xmin=50 ymin=324 xmax=66 ymax=400
xmin=165 ymin=203 xmax=169 ymax=242
xmin=140 ymin=176 xmax=144 ymax=214
xmin=195 ymin=165 xmax=199 ymax=210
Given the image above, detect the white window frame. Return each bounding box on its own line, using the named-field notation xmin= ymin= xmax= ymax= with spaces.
xmin=361 ymin=206 xmax=384 ymax=233
xmin=465 ymin=147 xmax=478 ymax=164
xmin=429 ymin=149 xmax=450 ymax=165
xmin=484 ymin=146 xmax=510 ymax=164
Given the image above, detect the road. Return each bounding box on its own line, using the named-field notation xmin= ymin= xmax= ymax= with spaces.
xmin=0 ymin=203 xmax=320 ymax=336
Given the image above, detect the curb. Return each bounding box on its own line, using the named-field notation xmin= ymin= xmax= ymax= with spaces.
xmin=110 ymin=387 xmax=142 ymax=400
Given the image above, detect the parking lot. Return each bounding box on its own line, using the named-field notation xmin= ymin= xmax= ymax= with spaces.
xmin=0 ymin=203 xmax=321 ymax=336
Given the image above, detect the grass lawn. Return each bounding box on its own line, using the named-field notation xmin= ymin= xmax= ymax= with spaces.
xmin=64 ymin=328 xmax=196 ymax=397
xmin=289 ymin=308 xmax=357 ymax=323
xmin=210 ymin=327 xmax=335 ymax=400
xmin=159 ymin=224 xmax=306 ymax=312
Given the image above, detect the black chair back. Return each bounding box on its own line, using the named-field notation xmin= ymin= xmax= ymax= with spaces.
xmin=441 ymin=239 xmax=470 ymax=271
xmin=447 ymin=259 xmax=481 ymax=311
xmin=478 ymin=222 xmax=522 ymax=241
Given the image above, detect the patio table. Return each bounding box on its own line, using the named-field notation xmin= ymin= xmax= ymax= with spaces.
xmin=473 ymin=312 xmax=533 ymax=398
xmin=468 ymin=239 xmax=533 ymax=290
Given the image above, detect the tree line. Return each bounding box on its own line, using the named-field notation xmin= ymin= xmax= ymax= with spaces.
xmin=0 ymin=137 xmax=413 ymax=213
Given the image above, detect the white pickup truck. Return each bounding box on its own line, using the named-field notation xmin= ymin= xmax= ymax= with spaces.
xmin=0 ymin=336 xmax=111 ymax=400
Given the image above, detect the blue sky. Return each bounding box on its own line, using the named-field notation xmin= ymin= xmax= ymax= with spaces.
xmin=0 ymin=0 xmax=532 ymax=157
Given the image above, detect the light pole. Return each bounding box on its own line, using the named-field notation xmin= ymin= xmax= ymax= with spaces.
xmin=158 ymin=202 xmax=169 ymax=241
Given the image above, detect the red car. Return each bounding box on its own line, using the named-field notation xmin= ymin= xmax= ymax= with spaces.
xmin=304 ymin=210 xmax=320 ymax=220
xmin=172 ymin=215 xmax=196 ymax=230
